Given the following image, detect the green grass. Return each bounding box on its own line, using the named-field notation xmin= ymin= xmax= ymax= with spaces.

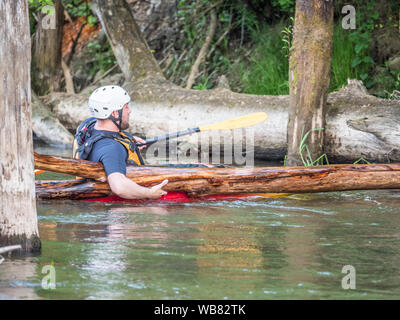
xmin=234 ymin=22 xmax=290 ymax=95
xmin=298 ymin=127 xmax=329 ymax=166
xmin=330 ymin=24 xmax=358 ymax=91
xmin=232 ymin=22 xmax=370 ymax=95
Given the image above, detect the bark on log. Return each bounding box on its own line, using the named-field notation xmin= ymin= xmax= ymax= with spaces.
xmin=36 ymin=179 xmax=111 ymax=200
xmin=34 ymin=152 xmax=105 ymax=180
xmin=32 ymin=92 xmax=74 ymax=146
xmin=287 ymin=0 xmax=334 ymax=165
xmin=40 ymin=79 xmax=400 ymax=163
xmin=0 ymin=0 xmax=41 ymax=252
xmin=34 ymin=152 xmax=400 ymax=200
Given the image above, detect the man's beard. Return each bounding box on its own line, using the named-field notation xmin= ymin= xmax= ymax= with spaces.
xmin=120 ymin=120 xmax=130 ymax=130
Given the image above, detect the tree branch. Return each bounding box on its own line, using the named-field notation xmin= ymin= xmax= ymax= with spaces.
xmin=66 ymin=21 xmax=86 ymax=66
xmin=61 ymin=59 xmax=75 ymax=94
xmin=186 ymin=9 xmax=217 ymax=89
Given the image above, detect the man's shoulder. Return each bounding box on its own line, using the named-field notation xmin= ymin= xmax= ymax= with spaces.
xmin=91 ymin=130 xmax=122 ymax=145
xmin=90 ymin=131 xmax=127 ymax=158
xmin=94 ymin=135 xmax=126 ymax=151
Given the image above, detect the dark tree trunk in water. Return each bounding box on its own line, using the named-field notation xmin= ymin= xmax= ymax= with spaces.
xmin=0 ymin=0 xmax=41 ymax=252
xmin=92 ymin=0 xmax=165 ymax=83
xmin=31 ymin=0 xmax=64 ymax=95
xmin=286 ymin=0 xmax=334 ymax=166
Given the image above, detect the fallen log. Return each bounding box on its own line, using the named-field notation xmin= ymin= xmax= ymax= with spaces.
xmin=36 ymin=179 xmax=111 ymax=199
xmin=34 ymin=152 xmax=105 ymax=180
xmin=0 ymin=245 xmax=22 ymax=254
xmin=35 ymin=153 xmax=400 ymax=200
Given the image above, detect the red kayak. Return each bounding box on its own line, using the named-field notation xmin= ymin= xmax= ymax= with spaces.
xmin=35 ymin=167 xmax=290 ymax=203
xmin=83 ymin=191 xmax=289 ymax=203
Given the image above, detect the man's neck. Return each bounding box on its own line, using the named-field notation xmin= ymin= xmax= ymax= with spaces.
xmin=94 ymin=119 xmax=119 ymax=132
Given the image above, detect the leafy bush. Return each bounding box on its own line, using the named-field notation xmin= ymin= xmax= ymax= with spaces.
xmin=235 ymin=22 xmax=290 ymax=95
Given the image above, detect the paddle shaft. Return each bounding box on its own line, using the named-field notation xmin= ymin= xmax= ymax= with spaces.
xmin=137 ymin=127 xmax=200 ymax=147
xmin=136 ymin=112 xmax=268 ymax=147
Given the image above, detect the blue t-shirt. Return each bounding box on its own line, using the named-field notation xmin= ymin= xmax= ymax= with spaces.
xmin=87 ymin=130 xmax=128 ymax=176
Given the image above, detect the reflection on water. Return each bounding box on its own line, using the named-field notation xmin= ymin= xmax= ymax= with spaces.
xmin=33 ymin=141 xmax=73 ymax=157
xmin=1 ymin=190 xmax=400 ymax=299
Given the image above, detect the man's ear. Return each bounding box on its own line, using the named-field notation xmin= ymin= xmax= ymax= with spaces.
xmin=111 ymin=110 xmax=119 ymax=118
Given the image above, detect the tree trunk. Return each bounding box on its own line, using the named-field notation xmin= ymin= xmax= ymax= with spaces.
xmin=0 ymin=0 xmax=41 ymax=252
xmin=31 ymin=0 xmax=64 ymax=95
xmin=34 ymin=153 xmax=400 ymax=199
xmin=286 ymin=0 xmax=334 ymax=166
xmin=91 ymin=0 xmax=165 ymax=83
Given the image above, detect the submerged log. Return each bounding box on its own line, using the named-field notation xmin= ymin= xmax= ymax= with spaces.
xmin=35 ymin=153 xmax=400 ymax=200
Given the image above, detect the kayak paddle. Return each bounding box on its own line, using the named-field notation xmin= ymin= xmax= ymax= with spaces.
xmin=34 ymin=112 xmax=268 ymax=176
xmin=136 ymin=112 xmax=268 ymax=147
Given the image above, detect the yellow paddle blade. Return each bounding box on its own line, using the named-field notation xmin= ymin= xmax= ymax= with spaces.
xmin=199 ymin=112 xmax=268 ymax=132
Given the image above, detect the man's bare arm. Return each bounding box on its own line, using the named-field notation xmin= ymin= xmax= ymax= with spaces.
xmin=107 ymin=172 xmax=168 ymax=199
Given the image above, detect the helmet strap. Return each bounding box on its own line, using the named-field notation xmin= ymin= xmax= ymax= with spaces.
xmin=109 ymin=109 xmax=123 ymax=132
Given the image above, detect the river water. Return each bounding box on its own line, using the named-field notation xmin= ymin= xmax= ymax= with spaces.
xmin=1 ymin=146 xmax=400 ymax=300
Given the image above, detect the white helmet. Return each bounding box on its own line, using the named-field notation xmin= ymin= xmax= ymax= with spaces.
xmin=88 ymin=85 xmax=131 ymax=119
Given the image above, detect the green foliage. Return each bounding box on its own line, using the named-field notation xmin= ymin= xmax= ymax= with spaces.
xmin=353 ymin=157 xmax=371 ymax=164
xmin=169 ymin=0 xmax=399 ymax=98
xmin=168 ymin=0 xmax=266 ymax=89
xmin=330 ymin=24 xmax=357 ymax=91
xmin=28 ymin=0 xmax=55 ymax=33
xmin=271 ymin=0 xmax=295 ymax=13
xmin=63 ymin=0 xmax=98 ymax=26
xmin=298 ymin=128 xmax=329 ymax=167
xmin=29 ymin=0 xmax=98 ymax=35
xmin=87 ymin=41 xmax=117 ymax=77
xmin=346 ymin=0 xmax=379 ymax=88
xmin=234 ymin=21 xmax=290 ymax=95
xmin=192 ymin=70 xmax=217 ymax=90
xmin=28 ymin=0 xmax=54 ymax=11
xmin=376 ymin=63 xmax=400 ymax=99
xmin=281 ymin=17 xmax=293 ymax=58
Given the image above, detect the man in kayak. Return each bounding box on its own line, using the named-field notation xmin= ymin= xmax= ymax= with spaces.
xmin=74 ymin=85 xmax=168 ymax=199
